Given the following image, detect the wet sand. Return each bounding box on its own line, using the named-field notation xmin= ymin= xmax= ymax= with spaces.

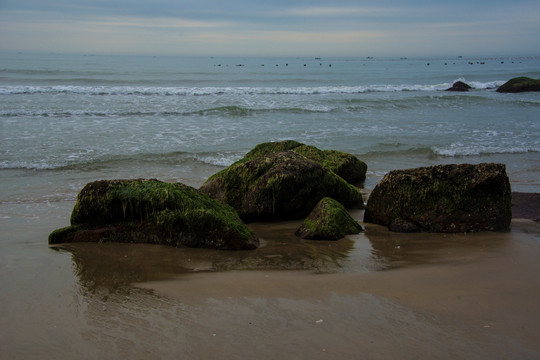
xmin=132 ymin=220 xmax=540 ymax=360
xmin=1 ymin=198 xmax=540 ymax=359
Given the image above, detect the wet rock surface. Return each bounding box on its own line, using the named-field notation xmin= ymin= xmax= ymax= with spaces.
xmin=364 ymin=163 xmax=512 ymax=232
xmin=49 ymin=179 xmax=259 ymax=250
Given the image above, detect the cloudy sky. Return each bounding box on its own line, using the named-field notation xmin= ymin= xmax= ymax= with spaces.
xmin=1 ymin=0 xmax=539 ymax=56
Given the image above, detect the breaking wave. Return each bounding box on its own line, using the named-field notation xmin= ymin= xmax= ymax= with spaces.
xmin=0 ymin=80 xmax=507 ymax=97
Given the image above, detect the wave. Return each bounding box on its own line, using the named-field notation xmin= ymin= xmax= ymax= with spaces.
xmin=361 ymin=144 xmax=539 ymax=158
xmin=0 ymin=105 xmax=336 ymax=119
xmin=0 ymin=150 xmax=243 ymax=171
xmin=432 ymin=144 xmax=540 ymax=157
xmin=0 ymin=80 xmax=507 ymax=96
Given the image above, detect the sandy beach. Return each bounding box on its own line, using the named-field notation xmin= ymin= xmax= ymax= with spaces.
xmin=134 ymin=218 xmax=540 ymax=360
xmin=2 ymin=194 xmax=538 ymax=360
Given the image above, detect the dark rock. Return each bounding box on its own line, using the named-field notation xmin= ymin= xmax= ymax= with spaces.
xmin=200 ymin=151 xmax=364 ymax=222
xmin=49 ymin=179 xmax=259 ymax=250
xmin=497 ymin=77 xmax=540 ymax=93
xmin=511 ymin=192 xmax=540 ymax=221
xmin=363 ymin=163 xmax=512 ymax=233
xmin=241 ymin=140 xmax=367 ymax=184
xmin=446 ymin=81 xmax=472 ymax=92
xmin=296 ymin=197 xmax=364 ymax=240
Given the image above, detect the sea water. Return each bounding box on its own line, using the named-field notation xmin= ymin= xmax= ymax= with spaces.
xmin=1 ymin=52 xmax=539 ymax=204
xmin=1 ymin=51 xmax=540 ymax=359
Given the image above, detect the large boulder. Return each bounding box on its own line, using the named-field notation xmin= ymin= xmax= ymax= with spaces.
xmin=200 ymin=151 xmax=365 ymax=222
xmin=241 ymin=140 xmax=367 ymax=184
xmin=296 ymin=197 xmax=364 ymax=240
xmin=497 ymin=77 xmax=540 ymax=93
xmin=363 ymin=163 xmax=512 ymax=233
xmin=49 ymin=179 xmax=259 ymax=250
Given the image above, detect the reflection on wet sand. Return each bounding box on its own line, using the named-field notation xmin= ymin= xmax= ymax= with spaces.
xmin=51 ymin=219 xmax=369 ymax=293
xmin=53 ymin=216 xmax=519 ymax=295
xmin=31 ymin=217 xmax=540 ymax=360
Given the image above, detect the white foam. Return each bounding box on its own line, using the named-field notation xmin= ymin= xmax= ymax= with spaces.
xmin=0 ymin=81 xmax=509 ymax=97
xmin=432 ymin=143 xmax=539 ymax=157
xmin=193 ymin=153 xmax=242 ymax=167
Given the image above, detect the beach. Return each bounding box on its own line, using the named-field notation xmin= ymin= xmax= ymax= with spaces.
xmin=1 ymin=52 xmax=540 ymax=359
xmin=1 ymin=194 xmax=539 ymax=359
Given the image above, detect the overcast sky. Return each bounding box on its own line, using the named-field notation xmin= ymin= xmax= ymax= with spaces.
xmin=1 ymin=0 xmax=539 ymax=56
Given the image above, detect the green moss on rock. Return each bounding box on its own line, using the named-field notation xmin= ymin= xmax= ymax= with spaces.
xmin=296 ymin=197 xmax=364 ymax=240
xmin=201 ymin=151 xmax=364 ymax=222
xmin=50 ymin=179 xmax=258 ymax=250
xmin=363 ymin=163 xmax=512 ymax=233
xmin=497 ymin=77 xmax=540 ymax=93
xmin=239 ymin=140 xmax=367 ymax=184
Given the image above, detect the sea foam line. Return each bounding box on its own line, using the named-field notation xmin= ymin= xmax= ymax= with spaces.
xmin=0 ymin=80 xmax=506 ymax=96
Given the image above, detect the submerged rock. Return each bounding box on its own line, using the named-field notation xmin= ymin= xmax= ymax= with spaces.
xmin=446 ymin=81 xmax=472 ymax=92
xmin=49 ymin=179 xmax=259 ymax=250
xmin=200 ymin=151 xmax=364 ymax=222
xmin=497 ymin=77 xmax=540 ymax=93
xmin=241 ymin=140 xmax=367 ymax=184
xmin=296 ymin=197 xmax=364 ymax=240
xmin=363 ymin=163 xmax=512 ymax=233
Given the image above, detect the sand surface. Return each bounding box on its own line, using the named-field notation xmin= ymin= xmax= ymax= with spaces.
xmin=1 ymin=199 xmax=539 ymax=359
xmin=131 ymin=219 xmax=540 ymax=360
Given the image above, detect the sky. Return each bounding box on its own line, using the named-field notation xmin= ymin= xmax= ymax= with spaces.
xmin=0 ymin=0 xmax=539 ymax=57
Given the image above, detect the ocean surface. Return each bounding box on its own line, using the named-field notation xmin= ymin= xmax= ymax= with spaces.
xmin=1 ymin=53 xmax=540 ymax=198
xmin=1 ymin=52 xmax=540 ymax=359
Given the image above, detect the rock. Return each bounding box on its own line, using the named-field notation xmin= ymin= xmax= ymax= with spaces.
xmin=200 ymin=151 xmax=365 ymax=222
xmin=446 ymin=81 xmax=472 ymax=92
xmin=497 ymin=77 xmax=540 ymax=93
xmin=511 ymin=192 xmax=540 ymax=221
xmin=241 ymin=140 xmax=367 ymax=184
xmin=296 ymin=197 xmax=364 ymax=240
xmin=49 ymin=179 xmax=259 ymax=250
xmin=363 ymin=163 xmax=512 ymax=233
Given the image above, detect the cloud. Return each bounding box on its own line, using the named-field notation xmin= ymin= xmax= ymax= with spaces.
xmin=0 ymin=0 xmax=539 ymax=56
xmin=278 ymin=6 xmax=402 ymax=17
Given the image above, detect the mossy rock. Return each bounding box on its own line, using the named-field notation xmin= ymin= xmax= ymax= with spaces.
xmin=363 ymin=163 xmax=512 ymax=233
xmin=497 ymin=77 xmax=540 ymax=93
xmin=200 ymin=151 xmax=365 ymax=222
xmin=296 ymin=197 xmax=364 ymax=240
xmin=240 ymin=140 xmax=367 ymax=184
xmin=49 ymin=179 xmax=259 ymax=250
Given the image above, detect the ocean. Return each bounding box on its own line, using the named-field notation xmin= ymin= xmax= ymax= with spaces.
xmin=1 ymin=52 xmax=540 ymax=359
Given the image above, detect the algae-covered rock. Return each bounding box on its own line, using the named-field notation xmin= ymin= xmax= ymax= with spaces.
xmin=200 ymin=151 xmax=365 ymax=222
xmin=241 ymin=140 xmax=367 ymax=184
xmin=49 ymin=179 xmax=259 ymax=250
xmin=497 ymin=77 xmax=540 ymax=93
xmin=296 ymin=197 xmax=364 ymax=240
xmin=363 ymin=163 xmax=512 ymax=233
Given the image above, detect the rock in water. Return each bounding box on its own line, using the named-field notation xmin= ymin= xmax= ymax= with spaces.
xmin=49 ymin=179 xmax=259 ymax=250
xmin=446 ymin=81 xmax=472 ymax=92
xmin=497 ymin=77 xmax=540 ymax=93
xmin=296 ymin=197 xmax=364 ymax=240
xmin=241 ymin=140 xmax=367 ymax=184
xmin=363 ymin=163 xmax=512 ymax=233
xmin=200 ymin=151 xmax=364 ymax=222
